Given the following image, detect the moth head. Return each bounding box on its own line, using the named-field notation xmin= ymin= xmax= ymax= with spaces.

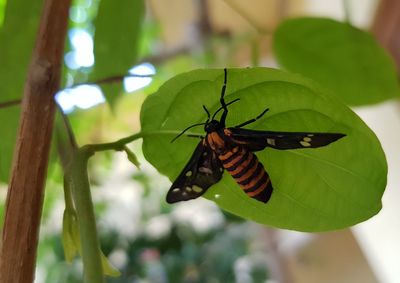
xmin=204 ymin=120 xmax=222 ymax=133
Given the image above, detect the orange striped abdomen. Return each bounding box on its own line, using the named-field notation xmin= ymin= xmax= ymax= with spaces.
xmin=218 ymin=146 xmax=273 ymax=203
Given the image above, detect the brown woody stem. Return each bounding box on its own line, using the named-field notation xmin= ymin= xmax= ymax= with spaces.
xmin=0 ymin=0 xmax=71 ymax=282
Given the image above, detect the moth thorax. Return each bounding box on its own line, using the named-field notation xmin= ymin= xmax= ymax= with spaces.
xmin=207 ymin=131 xmax=227 ymax=153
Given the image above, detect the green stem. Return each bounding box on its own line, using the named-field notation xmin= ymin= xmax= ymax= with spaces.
xmin=63 ymin=178 xmax=74 ymax=212
xmin=66 ymin=148 xmax=104 ymax=283
xmin=85 ymin=130 xmax=186 ymax=152
xmin=63 ymin=129 xmax=192 ymax=282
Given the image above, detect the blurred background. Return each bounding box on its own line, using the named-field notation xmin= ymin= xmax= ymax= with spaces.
xmin=1 ymin=0 xmax=399 ymax=282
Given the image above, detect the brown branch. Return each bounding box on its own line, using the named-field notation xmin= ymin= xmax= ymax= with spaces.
xmin=222 ymin=0 xmax=270 ymax=34
xmin=0 ymin=99 xmax=21 ymax=109
xmin=0 ymin=74 xmax=154 ymax=111
xmin=0 ymin=46 xmax=192 ymax=111
xmin=69 ymin=73 xmax=153 ymax=89
xmin=0 ymin=0 xmax=71 ymax=282
xmin=198 ymin=0 xmax=213 ymax=39
xmin=371 ymin=0 xmax=400 ymax=71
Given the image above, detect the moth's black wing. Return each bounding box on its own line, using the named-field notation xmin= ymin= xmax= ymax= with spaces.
xmin=167 ymin=140 xmax=224 ymax=203
xmin=228 ymin=127 xmax=345 ymax=151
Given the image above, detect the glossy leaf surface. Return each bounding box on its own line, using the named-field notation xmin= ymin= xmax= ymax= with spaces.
xmin=0 ymin=0 xmax=43 ymax=182
xmin=140 ymin=68 xmax=386 ymax=231
xmin=91 ymin=0 xmax=145 ymax=106
xmin=273 ymin=17 xmax=400 ymax=106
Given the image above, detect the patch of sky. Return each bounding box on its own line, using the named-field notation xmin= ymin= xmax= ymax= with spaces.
xmin=56 ymin=85 xmax=105 ymax=113
xmin=59 ymin=26 xmax=155 ymax=113
xmin=124 ymin=63 xmax=155 ymax=93
xmin=65 ymin=28 xmax=94 ymax=69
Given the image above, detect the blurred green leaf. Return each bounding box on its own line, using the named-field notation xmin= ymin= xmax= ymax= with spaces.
xmin=91 ymin=0 xmax=145 ymax=106
xmin=124 ymin=145 xmax=140 ymax=169
xmin=0 ymin=0 xmax=6 ymax=26
xmin=0 ymin=0 xmax=43 ymax=182
xmin=140 ymin=68 xmax=386 ymax=232
xmin=100 ymin=252 xmax=121 ymax=277
xmin=62 ymin=210 xmax=80 ymax=262
xmin=62 ymin=209 xmax=121 ymax=277
xmin=273 ymin=17 xmax=400 ymax=106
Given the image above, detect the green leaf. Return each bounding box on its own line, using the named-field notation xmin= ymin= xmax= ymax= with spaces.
xmin=100 ymin=252 xmax=121 ymax=277
xmin=0 ymin=0 xmax=43 ymax=182
xmin=91 ymin=0 xmax=145 ymax=106
xmin=140 ymin=68 xmax=387 ymax=232
xmin=0 ymin=0 xmax=6 ymax=26
xmin=273 ymin=17 xmax=400 ymax=106
xmin=62 ymin=210 xmax=79 ymax=262
xmin=62 ymin=209 xmax=121 ymax=277
xmin=124 ymin=145 xmax=140 ymax=169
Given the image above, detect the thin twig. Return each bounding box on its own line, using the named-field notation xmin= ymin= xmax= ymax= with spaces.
xmin=222 ymin=0 xmax=270 ymax=35
xmin=0 ymin=99 xmax=21 ymax=109
xmin=198 ymin=0 xmax=213 ymax=39
xmin=83 ymin=130 xmax=185 ymax=153
xmin=68 ymin=73 xmax=153 ymax=89
xmin=276 ymin=0 xmax=289 ymax=21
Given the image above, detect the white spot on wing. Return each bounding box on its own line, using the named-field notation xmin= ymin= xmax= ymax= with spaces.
xmin=303 ymin=137 xmax=312 ymax=142
xmin=266 ymin=138 xmax=276 ymax=146
xmin=185 ymin=171 xmax=192 ymax=177
xmin=192 ymin=186 xmax=203 ymax=193
xmin=199 ymin=167 xmax=213 ymax=174
xmin=300 ymin=141 xmax=311 ymax=147
xmin=172 ymin=188 xmax=180 ymax=193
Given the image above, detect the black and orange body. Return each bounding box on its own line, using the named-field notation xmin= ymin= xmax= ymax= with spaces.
xmin=206 ymin=130 xmax=273 ymax=202
xmin=166 ymin=69 xmax=345 ymax=204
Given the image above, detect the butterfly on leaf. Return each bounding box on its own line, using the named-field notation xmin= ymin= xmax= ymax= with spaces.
xmin=167 ymin=69 xmax=345 ymax=204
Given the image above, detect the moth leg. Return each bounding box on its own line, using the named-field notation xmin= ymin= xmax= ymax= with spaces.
xmin=234 ymin=108 xmax=269 ymax=128
xmin=220 ymin=68 xmax=229 ymax=126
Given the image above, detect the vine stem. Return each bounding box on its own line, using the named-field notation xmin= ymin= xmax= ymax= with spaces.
xmin=65 ymin=147 xmax=104 ymax=283
xmin=60 ymin=129 xmax=183 ymax=283
xmin=84 ymin=130 xmax=185 ymax=152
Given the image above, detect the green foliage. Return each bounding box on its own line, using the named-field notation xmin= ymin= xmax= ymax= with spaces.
xmin=62 ymin=210 xmax=80 ymax=262
xmin=273 ymin=17 xmax=400 ymax=106
xmin=107 ymin=222 xmax=269 ymax=283
xmin=0 ymin=0 xmax=6 ymax=26
xmin=124 ymin=145 xmax=141 ymax=169
xmin=62 ymin=193 xmax=120 ymax=277
xmin=140 ymin=67 xmax=387 ymax=232
xmin=91 ymin=0 xmax=145 ymax=106
xmin=0 ymin=0 xmax=43 ymax=182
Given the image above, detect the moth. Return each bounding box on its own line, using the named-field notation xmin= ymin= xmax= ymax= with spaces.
xmin=167 ymin=69 xmax=345 ymax=204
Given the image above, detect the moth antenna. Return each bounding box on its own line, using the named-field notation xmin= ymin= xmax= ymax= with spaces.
xmin=171 ymin=122 xmax=205 ymax=143
xmin=203 ymin=105 xmax=211 ymax=121
xmin=211 ymin=98 xmax=240 ymax=121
